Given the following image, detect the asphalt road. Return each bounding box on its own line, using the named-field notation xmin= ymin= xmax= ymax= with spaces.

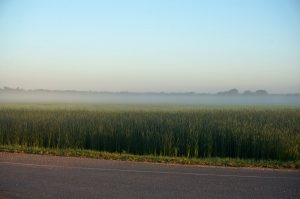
xmin=0 ymin=152 xmax=299 ymax=199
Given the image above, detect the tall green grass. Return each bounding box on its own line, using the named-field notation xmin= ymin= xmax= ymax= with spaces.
xmin=0 ymin=106 xmax=299 ymax=160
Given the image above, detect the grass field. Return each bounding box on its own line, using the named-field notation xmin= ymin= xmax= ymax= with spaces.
xmin=0 ymin=104 xmax=299 ymax=168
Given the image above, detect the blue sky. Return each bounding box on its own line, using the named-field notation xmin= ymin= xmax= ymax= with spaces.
xmin=0 ymin=0 xmax=299 ymax=93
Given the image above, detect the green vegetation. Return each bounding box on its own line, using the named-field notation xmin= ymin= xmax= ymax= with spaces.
xmin=0 ymin=104 xmax=299 ymax=167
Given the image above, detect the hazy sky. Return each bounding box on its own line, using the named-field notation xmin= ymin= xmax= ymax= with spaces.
xmin=0 ymin=0 xmax=299 ymax=93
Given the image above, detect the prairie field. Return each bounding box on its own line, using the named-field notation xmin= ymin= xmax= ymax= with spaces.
xmin=0 ymin=104 xmax=299 ymax=162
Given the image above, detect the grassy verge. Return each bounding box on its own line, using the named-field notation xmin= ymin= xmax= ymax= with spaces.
xmin=0 ymin=145 xmax=299 ymax=169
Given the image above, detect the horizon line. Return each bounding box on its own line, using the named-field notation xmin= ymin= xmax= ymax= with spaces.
xmin=1 ymin=86 xmax=300 ymax=95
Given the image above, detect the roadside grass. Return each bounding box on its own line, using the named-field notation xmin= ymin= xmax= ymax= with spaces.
xmin=1 ymin=145 xmax=299 ymax=169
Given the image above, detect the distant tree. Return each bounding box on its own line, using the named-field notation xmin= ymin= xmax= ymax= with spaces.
xmin=228 ymin=88 xmax=239 ymax=95
xmin=4 ymin=86 xmax=13 ymax=90
xmin=217 ymin=88 xmax=239 ymax=95
xmin=255 ymin=90 xmax=268 ymax=95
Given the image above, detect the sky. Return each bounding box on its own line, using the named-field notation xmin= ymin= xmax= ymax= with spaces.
xmin=0 ymin=0 xmax=300 ymax=93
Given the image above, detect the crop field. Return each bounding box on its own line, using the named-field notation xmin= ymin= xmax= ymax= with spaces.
xmin=0 ymin=104 xmax=299 ymax=161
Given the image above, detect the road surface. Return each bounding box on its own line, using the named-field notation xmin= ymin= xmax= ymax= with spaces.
xmin=0 ymin=152 xmax=299 ymax=199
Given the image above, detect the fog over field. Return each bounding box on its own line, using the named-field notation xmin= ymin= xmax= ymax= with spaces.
xmin=1 ymin=88 xmax=299 ymax=106
xmin=1 ymin=4 xmax=300 ymax=199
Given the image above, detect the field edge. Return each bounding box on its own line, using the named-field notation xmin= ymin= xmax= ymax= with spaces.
xmin=1 ymin=145 xmax=299 ymax=169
